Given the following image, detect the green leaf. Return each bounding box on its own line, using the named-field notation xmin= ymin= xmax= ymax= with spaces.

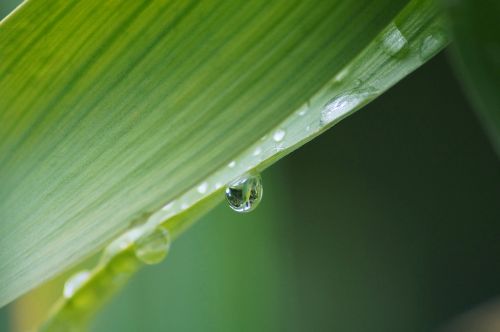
xmin=0 ymin=0 xmax=448 ymax=307
xmin=446 ymin=0 xmax=500 ymax=155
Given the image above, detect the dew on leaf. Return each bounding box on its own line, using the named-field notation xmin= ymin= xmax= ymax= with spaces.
xmin=135 ymin=227 xmax=171 ymax=265
xmin=197 ymin=182 xmax=208 ymax=194
xmin=63 ymin=270 xmax=90 ymax=299
xmin=419 ymin=30 xmax=447 ymax=61
xmin=320 ymin=88 xmax=377 ymax=126
xmin=382 ymin=23 xmax=408 ymax=57
xmin=225 ymin=173 xmax=263 ymax=213
xmin=272 ymin=129 xmax=286 ymax=142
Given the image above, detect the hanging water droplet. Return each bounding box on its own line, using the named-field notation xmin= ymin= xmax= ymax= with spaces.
xmin=135 ymin=227 xmax=171 ymax=265
xmin=63 ymin=270 xmax=90 ymax=298
xmin=382 ymin=23 xmax=408 ymax=57
xmin=225 ymin=173 xmax=263 ymax=213
xmin=419 ymin=30 xmax=447 ymax=61
xmin=228 ymin=160 xmax=236 ymax=168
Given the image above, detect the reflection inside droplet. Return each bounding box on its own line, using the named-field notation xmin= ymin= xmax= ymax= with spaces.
xmin=225 ymin=173 xmax=263 ymax=213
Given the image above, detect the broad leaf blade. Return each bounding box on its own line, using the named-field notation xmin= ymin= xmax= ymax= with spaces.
xmin=0 ymin=0 xmax=447 ymax=307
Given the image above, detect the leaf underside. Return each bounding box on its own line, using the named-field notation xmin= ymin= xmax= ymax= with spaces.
xmin=0 ymin=0 xmax=447 ymax=307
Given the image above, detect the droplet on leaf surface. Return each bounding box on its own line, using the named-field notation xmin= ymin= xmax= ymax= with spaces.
xmin=134 ymin=227 xmax=171 ymax=265
xmin=63 ymin=270 xmax=90 ymax=299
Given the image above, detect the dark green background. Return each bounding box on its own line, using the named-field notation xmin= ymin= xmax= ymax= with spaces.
xmin=1 ymin=1 xmax=499 ymax=328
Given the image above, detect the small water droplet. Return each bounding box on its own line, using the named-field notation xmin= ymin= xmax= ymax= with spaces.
xmin=419 ymin=30 xmax=447 ymax=61
xmin=121 ymin=228 xmax=143 ymax=249
xmin=101 ymin=227 xmax=142 ymax=264
xmin=162 ymin=201 xmax=174 ymax=211
xmin=197 ymin=182 xmax=208 ymax=194
xmin=225 ymin=173 xmax=263 ymax=213
xmin=297 ymin=104 xmax=308 ymax=116
xmin=215 ymin=182 xmax=222 ymax=189
xmin=253 ymin=147 xmax=262 ymax=156
xmin=320 ymin=90 xmax=374 ymax=126
xmin=180 ymin=202 xmax=189 ymax=210
xmin=273 ymin=129 xmax=286 ymax=142
xmin=334 ymin=67 xmax=350 ymax=82
xmin=135 ymin=227 xmax=171 ymax=265
xmin=228 ymin=160 xmax=236 ymax=168
xmin=64 ymin=270 xmax=90 ymax=298
xmin=382 ymin=23 xmax=408 ymax=57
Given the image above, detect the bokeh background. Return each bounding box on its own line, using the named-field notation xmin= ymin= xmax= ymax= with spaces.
xmin=1 ymin=2 xmax=500 ymax=331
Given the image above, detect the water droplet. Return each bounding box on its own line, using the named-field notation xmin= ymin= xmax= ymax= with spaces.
xmin=197 ymin=182 xmax=208 ymax=194
xmin=64 ymin=270 xmax=90 ymax=298
xmin=225 ymin=173 xmax=263 ymax=213
xmin=382 ymin=23 xmax=408 ymax=57
xmin=253 ymin=147 xmax=262 ymax=156
xmin=214 ymin=182 xmax=222 ymax=189
xmin=135 ymin=227 xmax=171 ymax=265
xmin=334 ymin=67 xmax=350 ymax=82
xmin=228 ymin=160 xmax=236 ymax=168
xmin=180 ymin=202 xmax=189 ymax=210
xmin=119 ymin=228 xmax=141 ymax=250
xmin=320 ymin=89 xmax=375 ymax=126
xmin=419 ymin=30 xmax=447 ymax=61
xmin=297 ymin=104 xmax=308 ymax=116
xmin=273 ymin=129 xmax=286 ymax=142
xmin=162 ymin=201 xmax=174 ymax=211
xmin=101 ymin=227 xmax=142 ymax=265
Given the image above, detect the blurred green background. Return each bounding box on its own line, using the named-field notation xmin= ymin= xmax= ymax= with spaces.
xmin=1 ymin=2 xmax=500 ymax=331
